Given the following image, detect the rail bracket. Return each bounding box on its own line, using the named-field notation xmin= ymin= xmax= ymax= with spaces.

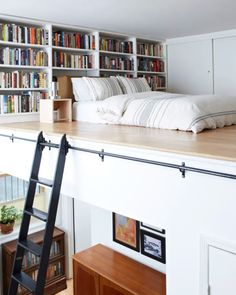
xmin=179 ymin=162 xmax=186 ymax=178
xmin=99 ymin=149 xmax=105 ymax=162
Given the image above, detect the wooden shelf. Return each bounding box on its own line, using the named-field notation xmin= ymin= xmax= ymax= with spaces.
xmin=40 ymin=98 xmax=72 ymax=123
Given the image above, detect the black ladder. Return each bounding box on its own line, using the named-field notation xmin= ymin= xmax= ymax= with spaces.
xmin=8 ymin=131 xmax=69 ymax=295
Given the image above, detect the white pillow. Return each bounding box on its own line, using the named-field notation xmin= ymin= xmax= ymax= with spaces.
xmin=71 ymin=78 xmax=92 ymax=101
xmin=117 ymin=77 xmax=151 ymax=94
xmin=83 ymin=77 xmax=123 ymax=101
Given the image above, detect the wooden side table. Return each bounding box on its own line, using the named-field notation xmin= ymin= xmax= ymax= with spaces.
xmin=40 ymin=99 xmax=72 ymax=123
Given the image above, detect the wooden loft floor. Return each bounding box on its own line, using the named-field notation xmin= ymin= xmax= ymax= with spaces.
xmin=1 ymin=121 xmax=236 ymax=162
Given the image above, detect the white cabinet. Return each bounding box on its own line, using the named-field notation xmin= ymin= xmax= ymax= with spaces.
xmin=214 ymin=36 xmax=236 ymax=95
xmin=167 ymin=40 xmax=213 ymax=94
xmin=209 ymin=245 xmax=236 ymax=295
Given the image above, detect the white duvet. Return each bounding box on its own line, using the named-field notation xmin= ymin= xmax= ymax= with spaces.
xmin=97 ymin=91 xmax=236 ymax=133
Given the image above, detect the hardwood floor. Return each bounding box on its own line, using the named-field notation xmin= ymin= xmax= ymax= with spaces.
xmin=57 ymin=280 xmax=73 ymax=294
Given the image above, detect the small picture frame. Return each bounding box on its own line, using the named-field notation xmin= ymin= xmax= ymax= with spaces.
xmin=140 ymin=229 xmax=166 ymax=263
xmin=112 ymin=212 xmax=140 ymax=251
xmin=141 ymin=222 xmax=165 ymax=234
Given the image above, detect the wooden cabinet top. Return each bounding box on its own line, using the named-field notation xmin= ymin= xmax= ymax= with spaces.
xmin=2 ymin=227 xmax=64 ymax=254
xmin=73 ymin=244 xmax=166 ymax=295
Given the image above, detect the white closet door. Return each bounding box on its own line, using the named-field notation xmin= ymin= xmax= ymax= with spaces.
xmin=167 ymin=40 xmax=213 ymax=94
xmin=214 ymin=36 xmax=236 ymax=95
xmin=209 ymin=245 xmax=236 ymax=295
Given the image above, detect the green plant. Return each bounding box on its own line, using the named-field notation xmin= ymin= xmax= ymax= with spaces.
xmin=0 ymin=205 xmax=22 ymax=225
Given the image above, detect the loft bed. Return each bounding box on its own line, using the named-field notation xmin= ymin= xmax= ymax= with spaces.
xmin=1 ymin=78 xmax=236 ymax=295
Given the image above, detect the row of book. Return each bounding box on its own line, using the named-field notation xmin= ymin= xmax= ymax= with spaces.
xmin=0 ymin=71 xmax=48 ymax=89
xmin=21 ymin=240 xmax=61 ymax=269
xmin=100 ymin=38 xmax=133 ymax=54
xmin=0 ymin=47 xmax=48 ymax=66
xmin=53 ymin=51 xmax=93 ymax=68
xmin=0 ymin=23 xmax=48 ymax=45
xmin=30 ymin=261 xmax=63 ymax=282
xmin=139 ymin=75 xmax=166 ymax=90
xmin=101 ymin=73 xmax=134 ymax=78
xmin=137 ymin=42 xmax=164 ymax=57
xmin=138 ymin=58 xmax=165 ymax=72
xmin=100 ymin=56 xmax=134 ymax=71
xmin=18 ymin=261 xmax=63 ymax=293
xmin=53 ymin=31 xmax=95 ymax=50
xmin=0 ymin=92 xmax=48 ymax=114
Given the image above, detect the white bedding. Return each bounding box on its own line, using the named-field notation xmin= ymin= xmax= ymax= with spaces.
xmin=72 ymin=101 xmax=105 ymax=123
xmin=96 ymin=91 xmax=236 ymax=133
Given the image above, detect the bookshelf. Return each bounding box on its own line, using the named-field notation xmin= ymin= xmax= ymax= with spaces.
xmin=0 ymin=15 xmax=167 ymax=122
xmin=2 ymin=227 xmax=66 ymax=295
xmin=0 ymin=16 xmax=51 ymax=122
xmin=99 ymin=32 xmax=136 ymax=78
xmin=137 ymin=38 xmax=166 ymax=91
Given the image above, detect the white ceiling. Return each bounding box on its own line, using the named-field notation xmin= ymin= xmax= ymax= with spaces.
xmin=1 ymin=0 xmax=236 ymax=40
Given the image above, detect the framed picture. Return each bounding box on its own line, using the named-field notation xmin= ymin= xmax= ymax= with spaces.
xmin=140 ymin=229 xmax=166 ymax=263
xmin=141 ymin=222 xmax=165 ymax=234
xmin=112 ymin=212 xmax=140 ymax=251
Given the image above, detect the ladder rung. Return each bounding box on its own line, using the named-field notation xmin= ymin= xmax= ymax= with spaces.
xmin=25 ymin=208 xmax=48 ymax=222
xmin=12 ymin=272 xmax=36 ymax=293
xmin=40 ymin=142 xmax=59 ymax=149
xmin=18 ymin=240 xmax=42 ymax=257
xmin=31 ymin=177 xmax=53 ymax=187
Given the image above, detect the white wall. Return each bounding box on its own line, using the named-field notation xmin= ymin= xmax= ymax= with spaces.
xmin=90 ymin=205 xmax=166 ymax=273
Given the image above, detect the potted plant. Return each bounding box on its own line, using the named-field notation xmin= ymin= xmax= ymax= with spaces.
xmin=0 ymin=205 xmax=22 ymax=234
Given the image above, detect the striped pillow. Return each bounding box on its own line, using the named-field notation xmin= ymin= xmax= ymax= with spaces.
xmin=83 ymin=77 xmax=123 ymax=101
xmin=117 ymin=77 xmax=151 ymax=94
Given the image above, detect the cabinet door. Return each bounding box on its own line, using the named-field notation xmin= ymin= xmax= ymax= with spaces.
xmin=209 ymin=245 xmax=236 ymax=295
xmin=100 ymin=276 xmax=133 ymax=295
xmin=167 ymin=40 xmax=213 ymax=94
xmin=73 ymin=261 xmax=99 ymax=295
xmin=214 ymin=36 xmax=236 ymax=95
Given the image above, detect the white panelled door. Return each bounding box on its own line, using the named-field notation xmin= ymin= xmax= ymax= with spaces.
xmin=214 ymin=36 xmax=236 ymax=95
xmin=209 ymin=245 xmax=236 ymax=295
xmin=167 ymin=40 xmax=213 ymax=94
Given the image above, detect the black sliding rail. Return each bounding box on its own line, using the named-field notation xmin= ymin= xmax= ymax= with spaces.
xmin=1 ymin=132 xmax=236 ymax=180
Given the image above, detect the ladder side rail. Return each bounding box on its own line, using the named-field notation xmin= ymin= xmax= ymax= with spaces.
xmin=8 ymin=132 xmax=45 ymax=295
xmin=35 ymin=134 xmax=68 ymax=295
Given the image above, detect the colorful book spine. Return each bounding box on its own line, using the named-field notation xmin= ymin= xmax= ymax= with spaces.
xmin=138 ymin=74 xmax=166 ymax=90
xmin=0 ymin=71 xmax=48 ymax=88
xmin=0 ymin=23 xmax=48 ymax=45
xmin=53 ymin=51 xmax=93 ymax=68
xmin=100 ymin=38 xmax=133 ymax=54
xmin=0 ymin=92 xmax=47 ymax=114
xmin=0 ymin=47 xmax=48 ymax=66
xmin=100 ymin=56 xmax=134 ymax=71
xmin=53 ymin=31 xmax=95 ymax=50
xmin=138 ymin=58 xmax=165 ymax=72
xmin=137 ymin=42 xmax=163 ymax=57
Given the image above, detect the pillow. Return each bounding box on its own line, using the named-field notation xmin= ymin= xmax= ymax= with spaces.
xmin=83 ymin=77 xmax=123 ymax=101
xmin=117 ymin=77 xmax=151 ymax=94
xmin=71 ymin=78 xmax=92 ymax=101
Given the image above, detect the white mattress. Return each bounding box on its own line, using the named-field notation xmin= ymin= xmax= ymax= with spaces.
xmin=72 ymin=101 xmax=105 ymax=123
